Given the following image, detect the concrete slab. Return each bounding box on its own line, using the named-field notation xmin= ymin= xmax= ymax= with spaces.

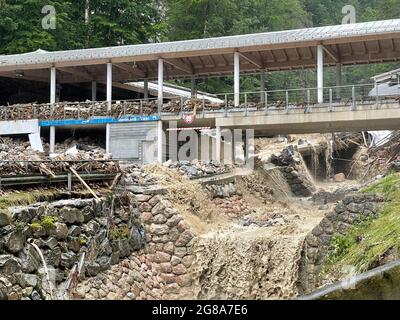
xmin=0 ymin=119 xmax=39 ymax=135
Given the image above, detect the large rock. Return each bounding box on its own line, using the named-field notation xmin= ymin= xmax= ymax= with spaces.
xmin=19 ymin=246 xmax=41 ymax=273
xmin=61 ymin=252 xmax=76 ymax=268
xmin=46 ymin=247 xmax=61 ymax=267
xmin=59 ymin=207 xmax=84 ymax=224
xmin=86 ymin=262 xmax=101 ymax=277
xmin=15 ymin=273 xmax=37 ymax=288
xmin=129 ymin=227 xmax=144 ymax=251
xmin=0 ymin=255 xmax=21 ymax=275
xmin=0 ymin=210 xmax=10 ymax=227
xmin=149 ymin=224 xmax=169 ymax=236
xmin=119 ymin=238 xmax=130 ymax=258
xmin=175 ymin=230 xmax=194 ymax=247
xmin=53 ymin=223 xmax=68 ymax=240
xmin=84 ymin=220 xmax=100 ymax=236
xmin=334 ymin=173 xmax=346 ymax=182
xmin=4 ymin=231 xmax=25 ymax=253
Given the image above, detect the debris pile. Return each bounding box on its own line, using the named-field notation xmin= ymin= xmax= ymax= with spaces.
xmin=0 ymin=137 xmax=118 ymax=176
xmin=118 ymin=164 xmax=158 ymax=186
xmin=163 ymin=160 xmax=231 ymax=179
xmin=0 ymin=98 xmax=315 ymax=122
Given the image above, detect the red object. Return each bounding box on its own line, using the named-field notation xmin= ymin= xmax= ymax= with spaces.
xmin=183 ymin=114 xmax=194 ymax=124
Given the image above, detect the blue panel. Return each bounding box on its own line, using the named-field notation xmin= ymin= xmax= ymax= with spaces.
xmin=39 ymin=115 xmax=160 ymax=127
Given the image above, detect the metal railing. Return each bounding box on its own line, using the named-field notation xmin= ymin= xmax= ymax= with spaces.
xmin=0 ymin=83 xmax=399 ymax=121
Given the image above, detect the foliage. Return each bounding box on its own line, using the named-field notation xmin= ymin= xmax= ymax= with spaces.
xmin=0 ymin=0 xmax=399 ymax=93
xmin=79 ymin=235 xmax=88 ymax=246
xmin=110 ymin=224 xmax=130 ymax=240
xmin=14 ymin=220 xmax=26 ymax=232
xmin=29 ymin=222 xmax=42 ymax=229
xmin=41 ymin=215 xmax=58 ymax=229
xmin=326 ymin=173 xmax=400 ymax=274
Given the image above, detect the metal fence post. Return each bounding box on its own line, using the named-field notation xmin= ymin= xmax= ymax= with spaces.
xmin=307 ymin=89 xmax=311 ymax=113
xmin=67 ymin=172 xmax=72 ymax=191
xmin=352 ymin=86 xmax=356 ymax=110
xmin=245 ymin=93 xmax=248 ymax=116
xmin=224 ymin=94 xmax=228 ymax=117
xmin=376 ymin=83 xmax=380 ymax=109
xmin=286 ymin=90 xmax=289 ymax=113
xmin=329 ymin=88 xmax=333 ymax=112
xmin=265 ymin=91 xmax=268 ymax=115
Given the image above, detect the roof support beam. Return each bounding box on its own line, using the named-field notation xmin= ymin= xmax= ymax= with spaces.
xmin=58 ymin=67 xmax=93 ymax=81
xmin=239 ymin=52 xmax=263 ymax=69
xmin=321 ymin=45 xmax=339 ymax=62
xmin=164 ymin=58 xmax=193 ymax=74
xmin=114 ymin=63 xmax=146 ymax=78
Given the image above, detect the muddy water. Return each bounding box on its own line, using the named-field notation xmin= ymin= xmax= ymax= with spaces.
xmin=191 ymin=227 xmax=305 ymax=300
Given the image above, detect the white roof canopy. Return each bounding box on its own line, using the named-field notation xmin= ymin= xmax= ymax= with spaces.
xmin=1 ymin=19 xmax=400 ymax=83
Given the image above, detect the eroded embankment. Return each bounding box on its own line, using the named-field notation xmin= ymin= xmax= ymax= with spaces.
xmin=71 ymin=161 xmax=326 ymax=300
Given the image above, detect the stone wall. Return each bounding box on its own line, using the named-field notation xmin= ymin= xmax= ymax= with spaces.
xmin=271 ymin=148 xmax=316 ymax=197
xmin=297 ymin=193 xmax=385 ymax=294
xmin=0 ymin=195 xmax=144 ymax=300
xmin=75 ymin=191 xmax=196 ymax=300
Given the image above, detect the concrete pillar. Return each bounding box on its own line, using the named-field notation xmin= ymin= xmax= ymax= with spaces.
xmin=336 ymin=63 xmax=342 ymax=100
xmin=106 ymin=62 xmax=112 ymax=154
xmin=260 ymin=70 xmax=266 ymax=103
xmin=234 ymin=52 xmax=240 ymax=107
xmin=215 ymin=126 xmax=221 ymax=163
xmin=317 ymin=45 xmax=324 ymax=104
xmin=106 ymin=63 xmax=112 ymax=110
xmin=158 ymin=59 xmax=164 ymax=113
xmin=144 ymin=78 xmax=149 ymax=101
xmin=49 ymin=126 xmax=56 ymax=154
xmin=50 ymin=66 xmax=56 ymax=154
xmin=157 ymin=120 xmax=163 ymax=163
xmin=191 ymin=75 xmax=197 ymax=98
xmin=91 ymin=81 xmax=97 ymax=101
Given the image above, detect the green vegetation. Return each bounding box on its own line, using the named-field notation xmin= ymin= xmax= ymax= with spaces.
xmin=0 ymin=190 xmax=60 ymax=210
xmin=326 ymin=173 xmax=400 ymax=274
xmin=0 ymin=0 xmax=399 ymax=94
xmin=41 ymin=215 xmax=58 ymax=229
xmin=29 ymin=222 xmax=42 ymax=230
xmin=79 ymin=235 xmax=88 ymax=246
xmin=14 ymin=220 xmax=26 ymax=232
xmin=110 ymin=224 xmax=130 ymax=240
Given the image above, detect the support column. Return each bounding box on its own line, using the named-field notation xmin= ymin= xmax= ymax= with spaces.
xmin=144 ymin=78 xmax=149 ymax=101
xmin=317 ymin=45 xmax=324 ymax=104
xmin=336 ymin=63 xmax=342 ymax=100
xmin=260 ymin=70 xmax=266 ymax=103
xmin=234 ymin=52 xmax=240 ymax=107
xmin=106 ymin=62 xmax=112 ymax=154
xmin=158 ymin=59 xmax=164 ymax=113
xmin=191 ymin=75 xmax=197 ymax=98
xmin=50 ymin=66 xmax=56 ymax=154
xmin=157 ymin=120 xmax=163 ymax=163
xmin=91 ymin=81 xmax=97 ymax=101
xmin=215 ymin=126 xmax=221 ymax=163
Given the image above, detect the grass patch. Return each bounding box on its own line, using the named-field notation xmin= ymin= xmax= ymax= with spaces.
xmin=0 ymin=190 xmax=61 ymax=210
xmin=326 ymin=172 xmax=400 ymax=274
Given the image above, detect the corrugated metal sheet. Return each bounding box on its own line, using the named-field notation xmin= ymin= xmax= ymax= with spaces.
xmin=109 ymin=122 xmax=157 ymax=160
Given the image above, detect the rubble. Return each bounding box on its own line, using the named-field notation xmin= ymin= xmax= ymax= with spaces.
xmin=0 ymin=98 xmax=314 ymax=122
xmin=163 ymin=160 xmax=231 ymax=179
xmin=0 ymin=137 xmax=117 ymax=176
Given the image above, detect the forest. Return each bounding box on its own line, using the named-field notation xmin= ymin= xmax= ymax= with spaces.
xmin=0 ymin=0 xmax=399 ymax=94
